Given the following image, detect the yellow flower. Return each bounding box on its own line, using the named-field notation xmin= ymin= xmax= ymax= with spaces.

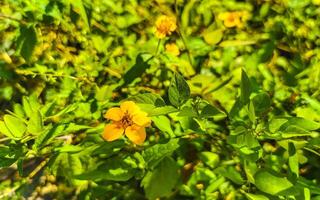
xmin=218 ymin=11 xmax=243 ymax=28
xmin=155 ymin=15 xmax=177 ymax=39
xmin=165 ymin=43 xmax=180 ymax=56
xmin=103 ymin=101 xmax=151 ymax=145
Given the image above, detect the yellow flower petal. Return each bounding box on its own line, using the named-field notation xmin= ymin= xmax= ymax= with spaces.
xmin=218 ymin=12 xmax=228 ymax=20
xmin=155 ymin=31 xmax=166 ymax=39
xmin=104 ymin=107 xmax=124 ymax=121
xmin=133 ymin=111 xmax=151 ymax=127
xmin=165 ymin=43 xmax=180 ymax=56
xmin=125 ymin=125 xmax=146 ymax=145
xmin=120 ymin=101 xmax=140 ymax=115
xmin=103 ymin=123 xmax=124 ymax=142
xmin=155 ymin=15 xmax=177 ymax=39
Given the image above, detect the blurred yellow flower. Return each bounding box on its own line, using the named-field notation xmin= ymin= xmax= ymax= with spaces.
xmin=218 ymin=11 xmax=249 ymax=28
xmin=165 ymin=43 xmax=180 ymax=56
xmin=155 ymin=15 xmax=177 ymax=39
xmin=103 ymin=101 xmax=151 ymax=145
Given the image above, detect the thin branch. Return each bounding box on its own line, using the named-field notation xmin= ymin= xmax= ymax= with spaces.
xmin=173 ymin=1 xmax=193 ymax=67
xmin=0 ymin=14 xmax=27 ymax=25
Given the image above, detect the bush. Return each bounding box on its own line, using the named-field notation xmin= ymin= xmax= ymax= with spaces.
xmin=0 ymin=0 xmax=320 ymax=199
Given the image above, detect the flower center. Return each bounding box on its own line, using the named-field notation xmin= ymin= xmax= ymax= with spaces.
xmin=121 ymin=112 xmax=133 ymax=128
xmin=157 ymin=20 xmax=171 ymax=33
xmin=227 ymin=14 xmax=236 ymax=22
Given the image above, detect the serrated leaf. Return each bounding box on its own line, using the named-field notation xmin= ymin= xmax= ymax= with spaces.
xmin=168 ymin=73 xmax=190 ymax=108
xmin=200 ymin=103 xmax=225 ymax=118
xmin=129 ymin=93 xmax=165 ymax=107
xmin=143 ymin=139 xmax=180 ymax=169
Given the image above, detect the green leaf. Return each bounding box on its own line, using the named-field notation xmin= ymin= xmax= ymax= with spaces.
xmin=13 ymin=103 xmax=25 ymax=118
xmin=252 ymin=92 xmax=271 ymax=115
xmin=288 ymin=142 xmax=299 ymax=177
xmin=4 ymin=115 xmax=26 ymax=138
xmin=304 ymin=188 xmax=311 ymax=200
xmin=33 ymin=124 xmax=66 ymax=150
xmin=75 ymin=156 xmax=137 ymax=181
xmin=198 ymin=152 xmax=220 ymax=168
xmin=49 ymin=104 xmax=78 ymax=118
xmin=55 ymin=145 xmax=83 ymax=153
xmin=0 ymin=121 xmax=14 ymax=139
xmin=200 ymin=103 xmax=225 ymax=118
xmin=22 ymin=96 xmax=33 ymax=118
xmin=279 ymin=117 xmax=320 ymax=131
xmin=141 ymin=157 xmax=179 ymax=200
xmin=297 ymin=177 xmax=320 ymax=195
xmin=240 ymin=69 xmax=252 ymax=105
xmin=143 ymin=139 xmax=180 ymax=169
xmin=16 ymin=25 xmax=37 ymax=62
xmin=152 ymin=116 xmax=174 ymax=137
xmin=178 ymin=106 xmax=198 ymax=117
xmin=202 ymin=29 xmax=224 ymax=45
xmin=0 ymin=157 xmax=17 ymax=168
xmin=123 ymin=54 xmax=151 ymax=85
xmin=70 ymin=0 xmax=90 ymax=30
xmin=92 ymin=140 xmax=125 ymax=156
xmin=148 ymin=106 xmax=178 ymax=116
xmin=254 ymin=170 xmax=294 ymax=195
xmin=247 ymin=100 xmax=256 ymax=123
xmin=281 ymin=125 xmax=316 ymax=138
xmin=27 ymin=110 xmax=43 ymax=135
xmin=245 ymin=193 xmax=270 ymax=200
xmin=168 ymin=73 xmax=191 ymax=108
xmin=129 ymin=93 xmax=165 ymax=107
xmin=215 ymin=166 xmax=245 ymax=185
xmin=205 ymin=177 xmax=225 ymax=194
xmin=0 ymin=145 xmax=22 ymax=168
xmin=178 ymin=116 xmax=202 ymax=133
xmin=68 ymin=154 xmax=84 ymax=185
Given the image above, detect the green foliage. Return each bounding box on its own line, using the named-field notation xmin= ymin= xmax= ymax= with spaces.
xmin=168 ymin=73 xmax=191 ymax=108
xmin=0 ymin=0 xmax=320 ymax=199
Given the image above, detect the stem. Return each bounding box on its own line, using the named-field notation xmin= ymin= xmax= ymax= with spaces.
xmin=0 ymin=137 xmax=10 ymax=143
xmin=173 ymin=1 xmax=193 ymax=67
xmin=28 ymin=158 xmax=49 ymax=179
xmin=0 ymin=14 xmax=27 ymax=25
xmin=0 ymin=158 xmax=49 ymax=198
xmin=155 ymin=39 xmax=161 ymax=56
xmin=177 ymin=30 xmax=193 ymax=67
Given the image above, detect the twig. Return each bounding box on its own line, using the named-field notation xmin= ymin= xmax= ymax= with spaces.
xmin=174 ymin=1 xmax=193 ymax=67
xmin=0 ymin=14 xmax=27 ymax=25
